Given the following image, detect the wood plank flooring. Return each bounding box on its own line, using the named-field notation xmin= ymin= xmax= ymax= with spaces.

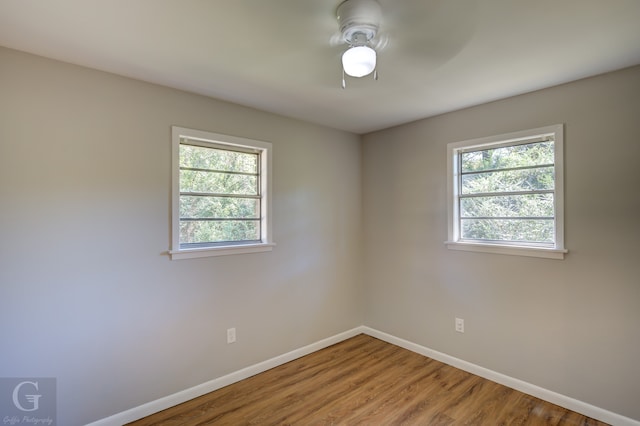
xmin=128 ymin=334 xmax=608 ymax=425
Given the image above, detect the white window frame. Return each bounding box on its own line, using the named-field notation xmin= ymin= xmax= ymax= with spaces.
xmin=170 ymin=126 xmax=274 ymax=260
xmin=445 ymin=124 xmax=567 ymax=259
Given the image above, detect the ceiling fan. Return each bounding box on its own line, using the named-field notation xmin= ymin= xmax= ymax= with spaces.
xmin=332 ymin=0 xmax=476 ymax=90
xmin=335 ymin=0 xmax=385 ymax=88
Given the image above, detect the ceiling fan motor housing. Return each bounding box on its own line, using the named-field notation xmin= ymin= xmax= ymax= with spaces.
xmin=336 ymin=0 xmax=381 ymax=45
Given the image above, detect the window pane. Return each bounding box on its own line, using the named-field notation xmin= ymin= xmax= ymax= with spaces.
xmin=461 ymin=141 xmax=554 ymax=172
xmin=180 ymin=220 xmax=260 ymax=245
xmin=180 ymin=196 xmax=259 ymax=219
xmin=461 ymin=218 xmax=554 ymax=243
xmin=461 ymin=194 xmax=554 ymax=218
xmin=180 ymin=144 xmax=257 ymax=174
xmin=180 ymin=170 xmax=258 ymax=195
xmin=461 ymin=166 xmax=554 ymax=194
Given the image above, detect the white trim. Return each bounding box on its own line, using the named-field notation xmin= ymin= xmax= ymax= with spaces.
xmin=553 ymin=124 xmax=565 ymax=251
xmin=87 ymin=326 xmax=639 ymax=426
xmin=86 ymin=327 xmax=365 ymax=426
xmin=170 ymin=126 xmax=274 ymax=260
xmin=362 ymin=327 xmax=640 ymax=426
xmin=444 ymin=240 xmax=567 ymax=259
xmin=446 ymin=124 xmax=566 ymax=259
xmin=169 ymin=242 xmax=276 ymax=260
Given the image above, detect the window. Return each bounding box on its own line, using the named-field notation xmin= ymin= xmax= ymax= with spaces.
xmin=446 ymin=124 xmax=566 ymax=259
xmin=170 ymin=126 xmax=274 ymax=259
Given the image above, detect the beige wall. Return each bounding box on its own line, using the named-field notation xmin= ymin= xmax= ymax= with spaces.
xmin=0 ymin=47 xmax=363 ymax=425
xmin=362 ymin=65 xmax=640 ymax=420
xmin=2 ymin=44 xmax=639 ymax=424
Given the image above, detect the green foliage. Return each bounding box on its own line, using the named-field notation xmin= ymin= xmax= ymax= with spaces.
xmin=461 ymin=167 xmax=554 ymax=194
xmin=180 ymin=144 xmax=257 ymax=173
xmin=180 ymin=221 xmax=259 ymax=244
xmin=180 ymin=196 xmax=258 ymax=219
xmin=462 ymin=219 xmax=554 ymax=243
xmin=461 ymin=141 xmax=554 ymax=172
xmin=180 ymin=170 xmax=257 ymax=195
xmin=459 ymin=141 xmax=555 ymax=244
xmin=461 ymin=194 xmax=554 ymax=218
xmin=179 ymin=142 xmax=261 ymax=245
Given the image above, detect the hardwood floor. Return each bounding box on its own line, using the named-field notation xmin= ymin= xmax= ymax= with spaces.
xmin=128 ymin=334 xmax=608 ymax=425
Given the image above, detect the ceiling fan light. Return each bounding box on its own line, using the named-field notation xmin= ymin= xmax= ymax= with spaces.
xmin=342 ymin=45 xmax=376 ymax=77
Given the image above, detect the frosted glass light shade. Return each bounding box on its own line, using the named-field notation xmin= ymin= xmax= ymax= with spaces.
xmin=342 ymin=45 xmax=376 ymax=77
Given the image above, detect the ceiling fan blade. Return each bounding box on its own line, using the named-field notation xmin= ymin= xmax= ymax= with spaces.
xmin=378 ymin=0 xmax=477 ymax=71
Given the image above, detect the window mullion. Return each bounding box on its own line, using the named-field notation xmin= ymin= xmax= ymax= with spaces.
xmin=180 ymin=166 xmax=258 ymax=177
xmin=460 ymin=216 xmax=555 ymax=220
xmin=459 ymin=189 xmax=554 ymax=199
xmin=460 ymin=163 xmax=554 ymax=176
xmin=180 ymin=192 xmax=260 ymax=199
xmin=180 ymin=218 xmax=262 ymax=221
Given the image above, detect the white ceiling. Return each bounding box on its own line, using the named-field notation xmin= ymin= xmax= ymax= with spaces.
xmin=1 ymin=0 xmax=640 ymax=134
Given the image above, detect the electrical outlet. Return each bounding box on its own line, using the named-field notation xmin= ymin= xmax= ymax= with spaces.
xmin=455 ymin=318 xmax=464 ymax=333
xmin=227 ymin=327 xmax=236 ymax=344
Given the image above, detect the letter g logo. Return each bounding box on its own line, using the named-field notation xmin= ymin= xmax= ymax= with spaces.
xmin=12 ymin=381 xmax=42 ymax=412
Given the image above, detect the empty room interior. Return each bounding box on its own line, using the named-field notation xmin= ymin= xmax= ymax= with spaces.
xmin=1 ymin=1 xmax=639 ymax=425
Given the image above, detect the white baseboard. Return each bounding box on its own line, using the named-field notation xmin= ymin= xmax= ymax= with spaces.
xmin=89 ymin=325 xmax=639 ymax=426
xmin=362 ymin=327 xmax=640 ymax=426
xmin=86 ymin=327 xmax=365 ymax=426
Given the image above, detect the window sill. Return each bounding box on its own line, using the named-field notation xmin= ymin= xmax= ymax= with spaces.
xmin=170 ymin=242 xmax=276 ymax=260
xmin=445 ymin=241 xmax=567 ymax=260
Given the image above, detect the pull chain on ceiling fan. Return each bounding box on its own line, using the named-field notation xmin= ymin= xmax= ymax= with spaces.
xmin=336 ymin=0 xmax=382 ymax=88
